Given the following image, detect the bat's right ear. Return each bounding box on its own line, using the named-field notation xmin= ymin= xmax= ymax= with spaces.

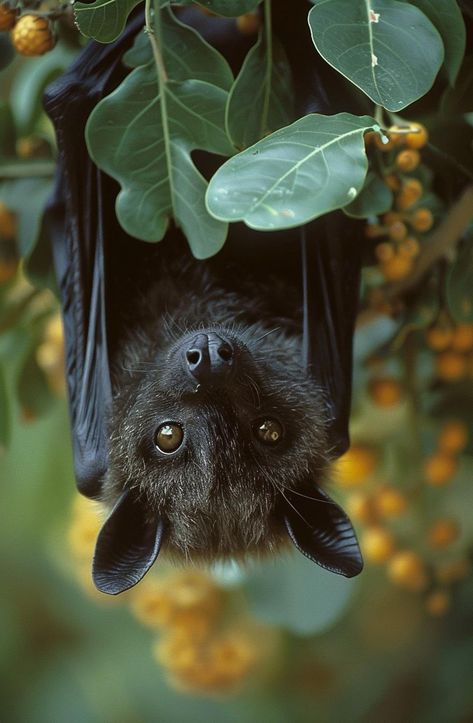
xmin=93 ymin=490 xmax=164 ymax=595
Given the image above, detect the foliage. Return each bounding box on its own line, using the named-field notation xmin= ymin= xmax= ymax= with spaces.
xmin=0 ymin=0 xmax=473 ymax=714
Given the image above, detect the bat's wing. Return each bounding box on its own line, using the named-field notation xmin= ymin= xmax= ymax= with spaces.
xmin=43 ymin=12 xmax=144 ymax=497
xmin=301 ymin=215 xmax=362 ymax=458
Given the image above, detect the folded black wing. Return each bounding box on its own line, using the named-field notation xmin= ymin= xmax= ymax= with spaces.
xmin=43 ymin=13 xmax=144 ymax=497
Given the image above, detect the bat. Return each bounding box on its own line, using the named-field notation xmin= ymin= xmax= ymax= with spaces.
xmin=44 ymin=3 xmax=364 ymax=595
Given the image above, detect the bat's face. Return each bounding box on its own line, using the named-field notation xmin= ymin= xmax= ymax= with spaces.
xmin=106 ymin=324 xmax=329 ymax=557
xmin=94 ymin=322 xmax=362 ymax=595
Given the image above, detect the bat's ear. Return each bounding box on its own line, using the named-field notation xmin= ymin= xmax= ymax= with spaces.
xmin=282 ymin=484 xmax=363 ymax=578
xmin=93 ymin=490 xmax=164 ymax=595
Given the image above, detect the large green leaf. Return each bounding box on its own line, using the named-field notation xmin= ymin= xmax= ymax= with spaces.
xmin=403 ymin=0 xmax=466 ymax=85
xmin=245 ymin=552 xmax=356 ymax=635
xmin=308 ymin=0 xmax=444 ymax=111
xmin=447 ymin=238 xmax=473 ymax=323
xmin=226 ymin=33 xmax=294 ymax=150
xmin=87 ymin=10 xmax=234 ymax=258
xmin=344 ymin=170 xmax=393 ymax=218
xmin=74 ymin=0 xmax=143 ymax=43
xmin=206 ymin=113 xmax=378 ymax=231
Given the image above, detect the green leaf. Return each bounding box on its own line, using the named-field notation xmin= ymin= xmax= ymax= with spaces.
xmin=74 ymin=0 xmax=143 ymax=43
xmin=86 ymin=10 xmax=234 ymax=258
xmin=10 ymin=46 xmax=77 ymax=135
xmin=344 ymin=171 xmax=393 ymax=218
xmin=0 ymin=179 xmax=53 ymax=260
xmin=123 ymin=9 xmax=233 ymax=89
xmin=0 ymin=362 xmax=10 ymax=451
xmin=177 ymin=0 xmax=262 ymax=17
xmin=206 ymin=113 xmax=378 ymax=231
xmin=447 ymin=238 xmax=473 ymax=323
xmin=403 ymin=0 xmax=466 ymax=85
xmin=308 ymin=0 xmax=444 ymax=111
xmin=17 ymin=352 xmax=54 ymax=420
xmin=245 ymin=552 xmax=356 ymax=635
xmin=441 ymin=55 xmax=473 ymax=114
xmin=226 ymin=33 xmax=294 ymax=149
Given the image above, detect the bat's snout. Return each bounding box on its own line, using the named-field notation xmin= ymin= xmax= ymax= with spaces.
xmin=184 ymin=332 xmax=234 ymax=385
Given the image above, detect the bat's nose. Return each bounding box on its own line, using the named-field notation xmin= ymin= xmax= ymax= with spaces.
xmin=185 ymin=332 xmax=234 ymax=384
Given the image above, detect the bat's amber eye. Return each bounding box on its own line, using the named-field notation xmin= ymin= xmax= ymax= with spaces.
xmin=253 ymin=418 xmax=283 ymax=445
xmin=155 ymin=422 xmax=184 ymax=453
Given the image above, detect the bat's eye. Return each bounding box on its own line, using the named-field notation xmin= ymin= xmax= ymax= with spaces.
xmin=253 ymin=418 xmax=283 ymax=445
xmin=155 ymin=422 xmax=184 ymax=453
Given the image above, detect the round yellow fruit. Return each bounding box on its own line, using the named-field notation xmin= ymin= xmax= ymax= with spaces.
xmin=425 ymin=324 xmax=454 ymax=352
xmin=369 ymin=378 xmax=403 ymax=407
xmin=362 ymin=527 xmax=396 ymax=564
xmin=374 ymin=486 xmax=408 ymax=518
xmin=438 ymin=420 xmax=468 ymax=454
xmin=435 ymin=351 xmax=467 ymax=382
xmin=411 ymin=207 xmax=433 ymax=232
xmin=11 ymin=14 xmax=56 ymax=56
xmin=405 ymin=123 xmax=429 ymax=150
xmin=387 ymin=551 xmax=428 ymax=592
xmin=451 ymin=324 xmax=473 ymax=353
xmin=333 ymin=445 xmax=377 ymax=487
xmin=427 ymin=519 xmax=459 ymax=549
xmin=424 ymin=452 xmax=457 ymax=486
xmin=395 ymin=149 xmax=420 ymax=172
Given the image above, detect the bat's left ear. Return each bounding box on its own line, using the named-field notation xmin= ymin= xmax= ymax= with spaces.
xmin=282 ymin=484 xmax=363 ymax=577
xmin=92 ymin=489 xmax=164 ymax=595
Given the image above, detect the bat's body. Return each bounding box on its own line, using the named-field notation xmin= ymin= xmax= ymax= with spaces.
xmin=45 ymin=4 xmax=364 ymax=594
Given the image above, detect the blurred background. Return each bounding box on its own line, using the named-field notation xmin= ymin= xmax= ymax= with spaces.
xmin=1 ymin=3 xmax=473 ymax=722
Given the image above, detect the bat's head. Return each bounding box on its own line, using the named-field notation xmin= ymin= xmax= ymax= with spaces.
xmin=93 ymin=322 xmax=362 ymax=594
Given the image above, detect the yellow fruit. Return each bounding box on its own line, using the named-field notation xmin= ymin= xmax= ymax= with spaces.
xmin=396 ymin=179 xmax=423 ymax=210
xmin=361 ymin=526 xmax=396 ymax=563
xmin=346 ymin=492 xmax=377 ymax=525
xmin=424 ymin=452 xmax=457 ymax=486
xmin=435 ymin=351 xmax=467 ymax=381
xmin=0 ymin=201 xmax=16 ymax=240
xmin=383 ymin=173 xmax=401 ymax=191
xmin=438 ymin=420 xmax=468 ymax=454
xmin=374 ymin=242 xmax=395 ymax=262
xmin=369 ymin=378 xmax=403 ymax=407
xmin=364 ymin=223 xmax=384 ymax=239
xmin=451 ymin=324 xmax=473 ymax=352
xmin=395 ymin=149 xmax=420 ymax=172
xmin=382 ymin=211 xmax=403 ymax=226
xmin=374 ymin=134 xmax=397 ymax=151
xmin=11 ymin=14 xmax=56 ymax=56
xmin=387 ymin=551 xmax=428 ymax=592
xmin=236 ymin=12 xmax=260 ymax=35
xmin=428 ymin=519 xmax=459 ymax=549
xmin=381 ymin=254 xmax=413 ymax=282
xmin=333 ymin=445 xmax=377 ymax=487
xmin=388 ymin=221 xmax=408 ymax=243
xmin=425 ymin=590 xmax=450 ymax=617
xmin=0 ymin=2 xmax=17 ymax=30
xmin=405 ymin=123 xmax=429 ymax=150
xmin=425 ymin=324 xmax=454 ymax=352
xmin=374 ymin=486 xmax=408 ymax=518
xmin=398 ymin=236 xmax=420 ymax=258
xmin=411 ymin=207 xmax=433 ymax=232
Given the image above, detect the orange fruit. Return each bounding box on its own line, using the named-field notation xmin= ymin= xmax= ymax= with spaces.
xmin=364 ymin=223 xmax=384 ymax=239
xmin=411 ymin=208 xmax=433 ymax=232
xmin=374 ymin=486 xmax=408 ymax=518
xmin=396 ymin=179 xmax=423 ymax=210
xmin=374 ymin=242 xmax=395 ymax=262
xmin=381 ymin=254 xmax=413 ymax=282
xmin=428 ymin=519 xmax=459 ymax=548
xmin=405 ymin=123 xmax=429 ymax=150
xmin=451 ymin=324 xmax=473 ymax=352
xmin=333 ymin=445 xmax=377 ymax=487
xmin=382 ymin=211 xmax=402 ymax=226
xmin=383 ymin=173 xmax=401 ymax=191
xmin=11 ymin=14 xmax=56 ymax=56
xmin=435 ymin=351 xmax=467 ymax=381
xmin=369 ymin=378 xmax=403 ymax=407
xmin=425 ymin=590 xmax=450 ymax=617
xmin=438 ymin=420 xmax=468 ymax=454
xmin=346 ymin=492 xmax=377 ymax=525
xmin=387 ymin=551 xmax=428 ymax=592
xmin=425 ymin=324 xmax=454 ymax=351
xmin=362 ymin=527 xmax=396 ymax=563
xmin=388 ymin=221 xmax=408 ymax=242
xmin=398 ymin=236 xmax=420 ymax=258
xmin=0 ymin=2 xmax=17 ymax=30
xmin=395 ymin=149 xmax=420 ymax=172
xmin=424 ymin=452 xmax=457 ymax=486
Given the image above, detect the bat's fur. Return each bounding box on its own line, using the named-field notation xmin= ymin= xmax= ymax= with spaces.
xmin=103 ymin=254 xmax=331 ymax=561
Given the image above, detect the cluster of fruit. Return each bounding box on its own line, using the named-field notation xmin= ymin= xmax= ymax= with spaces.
xmin=425 ymin=318 xmax=473 ymax=383
xmin=365 ymin=122 xmax=433 ymax=283
xmin=334 ymin=404 xmax=470 ymax=617
xmin=0 ymin=2 xmax=56 ymax=56
xmin=68 ymin=495 xmax=270 ymax=695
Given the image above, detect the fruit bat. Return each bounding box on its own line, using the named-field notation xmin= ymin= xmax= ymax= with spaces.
xmin=44 ymin=3 xmax=364 ymax=595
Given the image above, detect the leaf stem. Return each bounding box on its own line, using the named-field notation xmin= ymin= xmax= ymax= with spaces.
xmin=145 ymin=0 xmax=168 ymax=83
xmin=260 ymin=0 xmax=272 ymax=139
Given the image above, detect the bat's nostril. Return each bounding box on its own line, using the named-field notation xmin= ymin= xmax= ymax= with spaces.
xmin=217 ymin=344 xmax=233 ymax=362
xmin=186 ymin=349 xmax=201 ymax=366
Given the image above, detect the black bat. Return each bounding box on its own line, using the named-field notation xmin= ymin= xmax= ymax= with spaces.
xmin=44 ymin=3 xmax=364 ymax=595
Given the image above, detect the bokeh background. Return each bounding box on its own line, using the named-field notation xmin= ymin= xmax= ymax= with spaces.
xmin=1 ymin=4 xmax=473 ymax=722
